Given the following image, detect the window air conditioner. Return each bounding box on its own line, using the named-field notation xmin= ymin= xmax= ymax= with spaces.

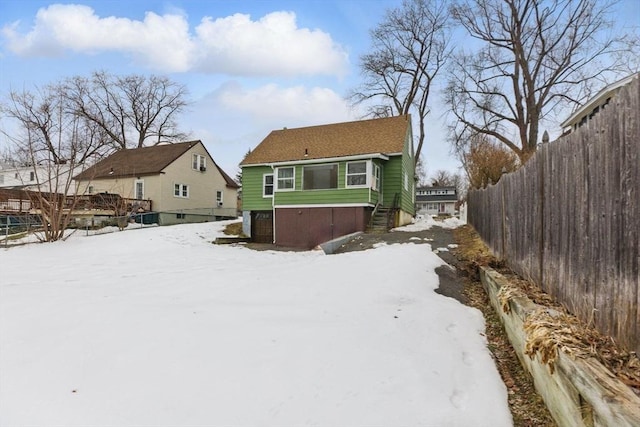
xmin=200 ymin=166 xmax=206 ymax=172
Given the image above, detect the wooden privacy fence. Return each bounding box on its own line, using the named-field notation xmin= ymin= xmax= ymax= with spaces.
xmin=468 ymin=78 xmax=639 ymax=353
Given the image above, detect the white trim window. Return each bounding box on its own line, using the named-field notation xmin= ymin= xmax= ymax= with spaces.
xmin=134 ymin=179 xmax=144 ymax=200
xmin=216 ymin=190 xmax=223 ymax=206
xmin=276 ymin=167 xmax=295 ymax=191
xmin=403 ymin=172 xmax=408 ymax=191
xmin=372 ymin=164 xmax=381 ymax=191
xmin=263 ymin=173 xmax=274 ymax=197
xmin=192 ymin=154 xmax=206 ymax=171
xmin=346 ymin=161 xmax=367 ymax=187
xmin=174 ymin=183 xmax=189 ymax=198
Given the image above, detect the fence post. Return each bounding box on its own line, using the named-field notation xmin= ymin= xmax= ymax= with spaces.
xmin=501 ymin=180 xmax=506 ymax=260
xmin=538 ymin=145 xmax=545 ymax=286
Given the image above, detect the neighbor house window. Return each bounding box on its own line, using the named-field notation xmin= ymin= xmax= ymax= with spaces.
xmin=192 ymin=154 xmax=206 ymax=171
xmin=0 ymin=174 xmax=4 ymax=184
xmin=276 ymin=167 xmax=294 ymax=190
xmin=403 ymin=172 xmax=408 ymax=191
xmin=263 ymin=174 xmax=274 ymax=197
xmin=29 ymin=171 xmax=35 ymax=181
xmin=372 ymin=164 xmax=381 ymax=191
xmin=176 ymin=213 xmax=186 ymax=219
xmin=174 ymin=183 xmax=189 ymax=198
xmin=303 ymin=164 xmax=338 ymax=190
xmin=216 ymin=190 xmax=223 ymax=205
xmin=346 ymin=161 xmax=367 ymax=187
xmin=88 ymin=185 xmax=94 ymax=194
xmin=135 ymin=180 xmax=144 ymax=200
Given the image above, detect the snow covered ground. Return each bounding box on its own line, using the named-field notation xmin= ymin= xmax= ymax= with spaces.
xmin=0 ymin=219 xmax=512 ymax=426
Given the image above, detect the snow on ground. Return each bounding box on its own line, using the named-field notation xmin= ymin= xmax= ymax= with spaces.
xmin=393 ymin=214 xmax=466 ymax=232
xmin=0 ymin=221 xmax=511 ymax=427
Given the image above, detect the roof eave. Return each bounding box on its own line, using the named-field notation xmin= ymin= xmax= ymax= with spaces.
xmin=241 ymin=152 xmax=396 ymax=168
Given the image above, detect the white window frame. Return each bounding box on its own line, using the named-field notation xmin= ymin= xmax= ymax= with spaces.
xmin=174 ymin=183 xmax=189 ymax=198
xmin=263 ymin=173 xmax=274 ymax=198
xmin=346 ymin=161 xmax=368 ymax=188
xmin=276 ymin=167 xmax=295 ymax=191
xmin=372 ymin=163 xmax=381 ymax=191
xmin=192 ymin=154 xmax=206 ymax=171
xmin=216 ymin=190 xmax=223 ymax=205
xmin=134 ymin=179 xmax=144 ymax=200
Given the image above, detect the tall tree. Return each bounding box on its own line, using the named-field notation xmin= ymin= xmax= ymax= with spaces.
xmin=348 ymin=0 xmax=451 ymax=163
xmin=64 ymin=71 xmax=190 ymax=149
xmin=447 ymin=0 xmax=630 ymax=163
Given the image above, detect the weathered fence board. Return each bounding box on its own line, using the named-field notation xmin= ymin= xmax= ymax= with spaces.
xmin=468 ymin=77 xmax=640 ymax=353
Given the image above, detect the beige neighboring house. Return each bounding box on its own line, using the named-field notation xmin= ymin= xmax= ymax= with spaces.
xmin=74 ymin=140 xmax=239 ymax=225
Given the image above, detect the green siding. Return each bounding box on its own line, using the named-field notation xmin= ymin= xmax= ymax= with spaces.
xmin=241 ymin=165 xmax=274 ymax=210
xmin=399 ymin=130 xmax=416 ymax=215
xmin=242 ymin=146 xmax=412 ymax=212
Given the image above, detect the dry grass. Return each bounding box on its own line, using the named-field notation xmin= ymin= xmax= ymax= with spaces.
xmin=222 ymin=221 xmax=244 ymax=237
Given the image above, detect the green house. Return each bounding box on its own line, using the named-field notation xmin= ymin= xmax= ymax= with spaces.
xmin=240 ymin=115 xmax=416 ymax=249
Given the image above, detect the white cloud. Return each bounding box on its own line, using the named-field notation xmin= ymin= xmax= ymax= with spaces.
xmin=2 ymin=5 xmax=193 ymax=72
xmin=1 ymin=5 xmax=348 ymax=77
xmin=214 ymin=82 xmax=356 ymax=126
xmin=193 ymin=12 xmax=348 ymax=77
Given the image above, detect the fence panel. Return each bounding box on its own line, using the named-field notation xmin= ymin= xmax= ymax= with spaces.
xmin=468 ymin=78 xmax=639 ymax=353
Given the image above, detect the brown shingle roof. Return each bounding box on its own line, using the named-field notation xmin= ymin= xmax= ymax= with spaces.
xmin=75 ymin=141 xmax=200 ymax=180
xmin=240 ymin=115 xmax=411 ymax=165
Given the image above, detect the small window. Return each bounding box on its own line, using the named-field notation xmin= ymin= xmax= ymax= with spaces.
xmin=88 ymin=185 xmax=94 ymax=194
xmin=372 ymin=164 xmax=381 ymax=191
xmin=263 ymin=174 xmax=274 ymax=197
xmin=174 ymin=183 xmax=189 ymax=198
xmin=276 ymin=167 xmax=294 ymax=190
xmin=192 ymin=154 xmax=206 ymax=171
xmin=216 ymin=190 xmax=223 ymax=205
xmin=303 ymin=164 xmax=338 ymax=190
xmin=135 ymin=180 xmax=144 ymax=200
xmin=403 ymin=173 xmax=408 ymax=191
xmin=346 ymin=161 xmax=367 ymax=187
xmin=0 ymin=174 xmax=4 ymax=184
xmin=29 ymin=171 xmax=35 ymax=181
xmin=176 ymin=213 xmax=186 ymax=219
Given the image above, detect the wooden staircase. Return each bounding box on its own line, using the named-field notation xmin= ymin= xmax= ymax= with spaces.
xmin=368 ymin=206 xmax=391 ymax=233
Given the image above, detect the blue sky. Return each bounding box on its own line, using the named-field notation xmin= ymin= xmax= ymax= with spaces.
xmin=1 ymin=0 xmax=638 ymax=178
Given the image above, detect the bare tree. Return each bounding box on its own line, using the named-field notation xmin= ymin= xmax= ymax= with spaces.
xmin=348 ymin=0 xmax=451 ymax=163
xmin=64 ymin=71 xmax=190 ymax=149
xmin=1 ymin=85 xmax=105 ymax=241
xmin=447 ymin=0 xmax=631 ymax=163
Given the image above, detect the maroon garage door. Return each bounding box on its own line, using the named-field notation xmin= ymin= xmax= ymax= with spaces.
xmin=275 ymin=207 xmax=369 ymax=249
